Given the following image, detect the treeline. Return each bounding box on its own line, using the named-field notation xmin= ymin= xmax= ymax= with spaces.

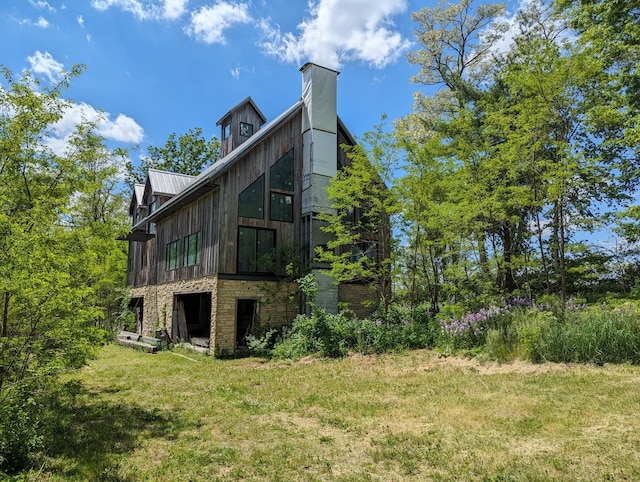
xmin=325 ymin=0 xmax=640 ymax=310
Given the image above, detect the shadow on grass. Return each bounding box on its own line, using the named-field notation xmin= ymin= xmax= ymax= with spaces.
xmin=43 ymin=383 xmax=196 ymax=481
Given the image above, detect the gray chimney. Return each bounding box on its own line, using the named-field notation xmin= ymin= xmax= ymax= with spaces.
xmin=300 ymin=63 xmax=340 ymax=314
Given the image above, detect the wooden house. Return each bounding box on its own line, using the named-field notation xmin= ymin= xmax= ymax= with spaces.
xmin=125 ymin=63 xmax=385 ymax=354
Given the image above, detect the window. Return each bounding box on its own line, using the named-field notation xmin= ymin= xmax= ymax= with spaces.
xmin=238 ymin=227 xmax=275 ymax=273
xmin=166 ymin=240 xmax=179 ymax=270
xmin=240 ymin=122 xmax=253 ymax=137
xmin=270 ymin=149 xmax=293 ymax=191
xmin=141 ymin=250 xmax=147 ymax=269
xmin=350 ymin=241 xmax=379 ymax=264
xmin=183 ymin=232 xmax=201 ymax=266
xmin=149 ymin=199 xmax=157 ymax=214
xmin=270 ymin=192 xmax=293 ymax=222
xmin=238 ymin=175 xmax=264 ymax=219
xmin=223 ymin=123 xmax=231 ymax=140
xmin=148 ymin=222 xmax=156 ymax=234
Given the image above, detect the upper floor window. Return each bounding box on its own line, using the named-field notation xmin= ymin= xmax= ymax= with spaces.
xmin=183 ymin=232 xmax=201 ymax=267
xmin=166 ymin=240 xmax=179 ymax=271
xmin=223 ymin=123 xmax=231 ymax=140
xmin=149 ymin=199 xmax=157 ymax=214
xmin=270 ymin=149 xmax=293 ymax=191
xmin=240 ymin=122 xmax=253 ymax=137
xmin=270 ymin=193 xmax=293 ymax=222
xmin=238 ymin=174 xmax=264 ymax=219
xmin=237 ymin=227 xmax=275 ymax=273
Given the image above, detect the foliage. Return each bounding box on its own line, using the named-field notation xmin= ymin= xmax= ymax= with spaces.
xmin=0 ymin=65 xmax=125 ymax=473
xmin=316 ymin=119 xmax=398 ymax=313
xmin=126 ymin=127 xmax=220 ymax=186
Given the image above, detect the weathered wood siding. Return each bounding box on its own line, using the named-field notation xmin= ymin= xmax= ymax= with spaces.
xmin=154 ymin=189 xmax=219 ymax=283
xmin=219 ymin=110 xmax=303 ymax=274
xmin=220 ymin=102 xmax=267 ymax=157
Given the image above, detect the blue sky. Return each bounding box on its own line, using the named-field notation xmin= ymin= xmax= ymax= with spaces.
xmin=0 ymin=0 xmax=438 ymax=162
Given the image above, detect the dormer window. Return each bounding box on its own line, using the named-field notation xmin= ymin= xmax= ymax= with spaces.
xmin=240 ymin=122 xmax=253 ymax=137
xmin=223 ymin=123 xmax=231 ymax=140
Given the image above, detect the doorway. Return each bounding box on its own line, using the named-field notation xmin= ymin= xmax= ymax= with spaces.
xmin=173 ymin=293 xmax=212 ymax=346
xmin=236 ymin=299 xmax=257 ymax=348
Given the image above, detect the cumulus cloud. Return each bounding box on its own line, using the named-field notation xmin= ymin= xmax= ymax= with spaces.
xmin=258 ymin=0 xmax=411 ymax=70
xmin=186 ymin=2 xmax=251 ymax=44
xmin=27 ymin=51 xmax=64 ymax=83
xmin=46 ymin=102 xmax=144 ymax=155
xmin=90 ymin=0 xmax=188 ymax=21
xmin=77 ymin=14 xmax=85 ymax=27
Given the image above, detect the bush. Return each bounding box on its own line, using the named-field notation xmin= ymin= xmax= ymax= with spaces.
xmin=0 ymin=385 xmax=43 ymax=475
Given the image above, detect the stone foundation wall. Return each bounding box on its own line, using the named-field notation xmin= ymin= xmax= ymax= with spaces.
xmin=338 ymin=283 xmax=378 ymax=319
xmin=129 ymin=277 xmax=298 ymax=355
xmin=213 ymin=279 xmax=299 ymax=354
xmin=130 ymin=277 xmax=218 ymax=339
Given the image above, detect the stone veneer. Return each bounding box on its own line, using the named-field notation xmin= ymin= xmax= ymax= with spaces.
xmin=130 ymin=276 xmax=299 ymax=355
xmin=338 ymin=283 xmax=379 ymax=319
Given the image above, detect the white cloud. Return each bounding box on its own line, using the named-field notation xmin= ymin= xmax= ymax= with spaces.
xmin=77 ymin=15 xmax=85 ymax=27
xmin=259 ymin=0 xmax=411 ymax=70
xmin=230 ymin=66 xmax=241 ymax=79
xmin=36 ymin=16 xmax=50 ymax=28
xmin=90 ymin=0 xmax=188 ymax=21
xmin=163 ymin=0 xmax=187 ymax=20
xmin=186 ymin=2 xmax=251 ymax=44
xmin=27 ymin=51 xmax=64 ymax=83
xmin=46 ymin=102 xmax=144 ymax=155
xmin=29 ymin=0 xmax=55 ymax=12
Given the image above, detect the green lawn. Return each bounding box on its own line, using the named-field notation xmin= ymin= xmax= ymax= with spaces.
xmin=35 ymin=344 xmax=640 ymax=481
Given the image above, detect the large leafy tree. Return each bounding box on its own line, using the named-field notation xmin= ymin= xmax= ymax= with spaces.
xmin=126 ymin=127 xmax=220 ymax=186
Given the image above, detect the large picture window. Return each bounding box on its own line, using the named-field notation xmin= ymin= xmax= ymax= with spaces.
xmin=270 ymin=149 xmax=293 ymax=191
xmin=238 ymin=174 xmax=264 ymax=219
xmin=183 ymin=232 xmax=201 ymax=266
xmin=166 ymin=240 xmax=179 ymax=270
xmin=237 ymin=227 xmax=275 ymax=273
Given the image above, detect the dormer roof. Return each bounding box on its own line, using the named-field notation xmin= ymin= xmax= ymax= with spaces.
xmin=146 ymin=169 xmax=197 ymax=198
xmin=215 ymin=96 xmax=266 ymax=127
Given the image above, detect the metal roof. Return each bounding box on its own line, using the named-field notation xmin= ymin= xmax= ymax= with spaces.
xmin=133 ymin=99 xmax=304 ymax=228
xmin=147 ymin=169 xmax=197 ymax=196
xmin=215 ymin=96 xmax=267 ymax=126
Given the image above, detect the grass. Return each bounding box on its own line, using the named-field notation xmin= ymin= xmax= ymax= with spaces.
xmin=28 ymin=344 xmax=640 ymax=481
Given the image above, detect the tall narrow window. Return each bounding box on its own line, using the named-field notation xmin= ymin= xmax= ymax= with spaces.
xmin=237 ymin=227 xmax=275 ymax=273
xmin=183 ymin=232 xmax=201 ymax=266
xmin=166 ymin=240 xmax=179 ymax=270
xmin=238 ymin=175 xmax=264 ymax=219
xmin=223 ymin=123 xmax=231 ymax=140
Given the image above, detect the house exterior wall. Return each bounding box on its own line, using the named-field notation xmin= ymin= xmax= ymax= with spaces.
xmin=130 ymin=276 xmax=298 ymax=355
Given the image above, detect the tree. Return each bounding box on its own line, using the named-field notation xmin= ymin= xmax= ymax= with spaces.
xmin=316 ymin=121 xmax=398 ymax=313
xmin=126 ymin=127 xmax=220 ymax=186
xmin=0 ymin=65 xmax=126 ymax=473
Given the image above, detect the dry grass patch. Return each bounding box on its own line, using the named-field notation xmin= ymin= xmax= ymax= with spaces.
xmin=28 ymin=345 xmax=640 ymax=481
